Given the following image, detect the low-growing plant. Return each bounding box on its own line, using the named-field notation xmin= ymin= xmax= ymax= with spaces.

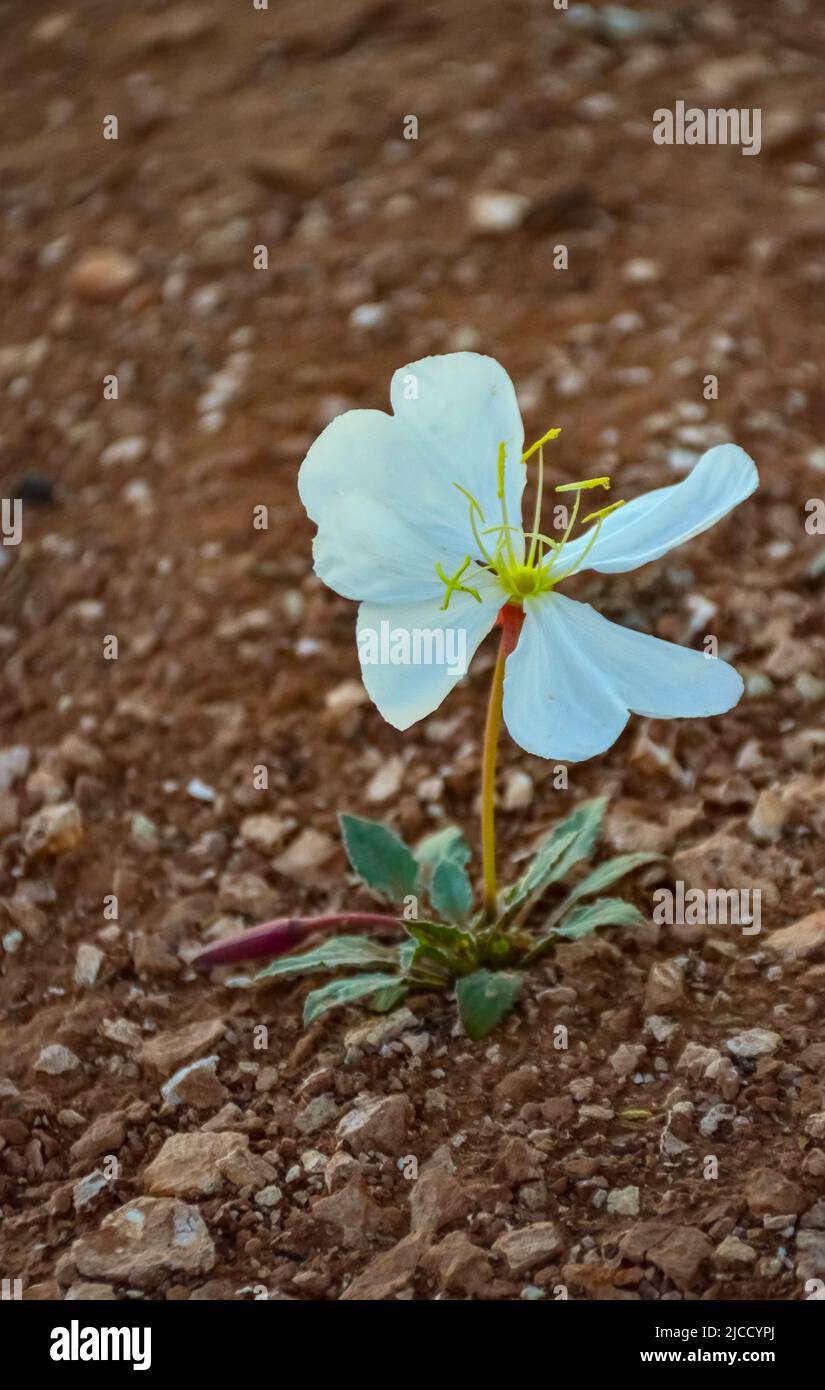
xmin=196 ymin=352 xmax=758 ymax=1038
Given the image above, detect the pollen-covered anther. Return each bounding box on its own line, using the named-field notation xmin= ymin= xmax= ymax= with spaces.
xmin=555 ymin=476 xmax=611 ymax=493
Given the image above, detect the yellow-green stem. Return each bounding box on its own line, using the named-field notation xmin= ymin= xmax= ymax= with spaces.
xmin=481 ymin=634 xmax=506 ymax=920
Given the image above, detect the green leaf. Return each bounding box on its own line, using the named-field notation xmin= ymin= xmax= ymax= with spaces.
xmin=405 ymin=918 xmax=475 ymax=956
xmin=503 ymin=798 xmax=607 ymax=923
xmin=255 ymin=935 xmax=398 ymax=982
xmin=456 ymin=968 xmax=523 ymax=1041
xmin=368 ymin=982 xmax=410 ymax=1013
xmin=430 ymin=858 xmax=474 ymax=924
xmin=521 ymin=897 xmax=644 ymax=966
xmin=302 ymin=972 xmax=402 ymax=1025
xmin=554 ymin=896 xmax=644 ymax=941
xmin=557 ymin=852 xmax=662 ymax=917
xmin=415 ymin=825 xmax=471 ymax=873
xmin=339 ymin=814 xmax=418 ymax=902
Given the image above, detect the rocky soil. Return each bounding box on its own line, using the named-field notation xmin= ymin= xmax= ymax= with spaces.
xmin=1 ymin=0 xmax=825 ymax=1300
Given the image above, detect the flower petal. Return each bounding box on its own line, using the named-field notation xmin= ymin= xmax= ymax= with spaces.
xmin=356 ymin=574 xmax=503 ymax=730
xmin=554 ymin=444 xmax=758 ymax=576
xmin=312 ymin=491 xmax=458 ymax=603
xmin=503 ymin=595 xmax=629 ymax=762
xmin=390 ymin=353 xmax=526 ymax=548
xmin=299 ymin=353 xmax=527 ymax=570
xmin=503 ymin=592 xmax=742 ymax=762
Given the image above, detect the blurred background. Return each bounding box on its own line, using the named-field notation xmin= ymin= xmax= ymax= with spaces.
xmin=1 ymin=0 xmax=825 ymax=1300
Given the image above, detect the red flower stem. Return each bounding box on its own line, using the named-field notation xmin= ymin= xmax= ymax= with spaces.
xmin=193 ymin=912 xmax=401 ymax=968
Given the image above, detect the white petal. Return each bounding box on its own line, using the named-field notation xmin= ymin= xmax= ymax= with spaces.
xmin=299 ymin=353 xmax=527 ymax=574
xmin=390 ymin=353 xmax=526 ymax=553
xmin=357 ymin=574 xmax=503 ymax=730
xmin=299 ymin=408 xmax=474 ymax=557
xmin=312 ymin=491 xmax=457 ymax=603
xmin=503 ymin=595 xmax=629 ymax=762
xmin=503 ymin=592 xmax=742 ymax=762
xmin=554 ymin=445 xmax=758 ymax=576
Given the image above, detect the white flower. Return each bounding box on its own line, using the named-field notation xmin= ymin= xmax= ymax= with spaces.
xmin=299 ymin=353 xmax=758 ymax=762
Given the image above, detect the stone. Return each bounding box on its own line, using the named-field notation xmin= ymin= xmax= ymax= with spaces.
xmin=745 ymin=1168 xmax=805 ymax=1217
xmin=339 ymin=1231 xmax=430 ymax=1300
xmin=312 ymin=1177 xmax=386 ymax=1248
xmin=218 ymin=1145 xmax=277 ymax=1195
xmin=647 ymin=1226 xmax=712 ymax=1291
xmin=296 ymin=1094 xmax=339 ymax=1136
xmin=73 ymin=1171 xmax=111 ymax=1211
xmin=144 ymin=1131 xmax=249 ymax=1198
xmin=725 ymin=1028 xmax=782 ymax=1060
xmin=494 ymin=1067 xmax=540 ymax=1109
xmin=161 ymin=1056 xmax=225 ymax=1110
xmin=609 ymin=1043 xmax=646 ymax=1078
xmin=336 ymin=1094 xmax=412 ymax=1156
xmin=713 ymin=1235 xmax=757 ymax=1268
xmin=74 ymin=944 xmax=104 ymax=988
xmin=607 ymin=1186 xmax=640 ymax=1217
xmin=65 ymin=1282 xmax=117 ymax=1301
xmin=749 ymin=790 xmax=789 ymax=843
xmin=469 ymin=190 xmax=531 ymax=233
xmin=422 ymin=1231 xmax=492 ymax=1296
xmin=142 ymin=1018 xmax=226 ymax=1074
xmin=492 ymin=1222 xmax=563 ymax=1275
xmin=493 ymin=1136 xmax=542 ymax=1186
xmin=344 ymin=1008 xmax=418 ymax=1051
xmin=254 ymin=1185 xmax=282 ymax=1208
xmin=365 ymin=756 xmax=404 ymax=803
xmin=23 ymin=802 xmax=84 ymax=857
xmin=409 ymin=1168 xmax=470 ymax=1235
xmin=0 ymin=744 xmax=30 ymax=791
xmin=35 ymin=1044 xmax=81 ymax=1075
xmin=699 ymin=1104 xmax=735 ymax=1138
xmin=766 ymin=911 xmax=825 ymax=961
xmin=799 ymin=1200 xmax=825 ymax=1230
xmin=795 ymin=1231 xmax=825 ymax=1279
xmin=503 ymin=769 xmax=534 ymax=811
xmin=71 ymin=1198 xmax=215 ymax=1287
xmin=273 ymin=829 xmax=337 ymax=883
xmin=239 ymin=814 xmax=290 ymax=854
xmin=217 ymin=871 xmax=278 ymax=919
xmin=68 ymin=248 xmax=139 ymax=301
xmin=644 ymin=960 xmax=684 ymax=1013
xmin=804 ymin=1113 xmax=825 ymax=1142
xmin=70 ymin=1112 xmax=125 ymax=1165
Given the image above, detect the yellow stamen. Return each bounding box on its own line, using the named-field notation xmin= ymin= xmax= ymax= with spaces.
xmin=453 ymin=482 xmax=493 ymax=564
xmin=581 ymin=498 xmax=626 ymax=527
xmin=554 ymin=476 xmax=611 ymax=493
xmin=522 ymin=427 xmax=561 ymax=464
xmin=496 ymin=442 xmax=516 ymax=565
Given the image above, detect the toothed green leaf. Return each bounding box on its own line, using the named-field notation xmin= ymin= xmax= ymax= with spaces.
xmin=503 ymin=798 xmax=607 ymax=921
xmin=456 ymin=968 xmax=523 ymax=1041
xmin=339 ymin=813 xmax=418 ymax=902
xmin=255 ymin=935 xmax=398 ymax=982
xmin=557 ymin=852 xmax=662 ymax=916
xmin=554 ymin=897 xmax=645 ymax=940
xmin=430 ymin=858 xmax=474 ymax=925
xmin=302 ymin=972 xmax=402 ymax=1025
xmin=415 ymin=824 xmax=471 ymax=872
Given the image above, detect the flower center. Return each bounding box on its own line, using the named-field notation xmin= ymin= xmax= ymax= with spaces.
xmin=436 ymin=427 xmax=626 ymax=612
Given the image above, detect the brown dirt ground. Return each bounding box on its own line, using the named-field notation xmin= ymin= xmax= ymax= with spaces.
xmin=2 ymin=0 xmax=825 ymax=1301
